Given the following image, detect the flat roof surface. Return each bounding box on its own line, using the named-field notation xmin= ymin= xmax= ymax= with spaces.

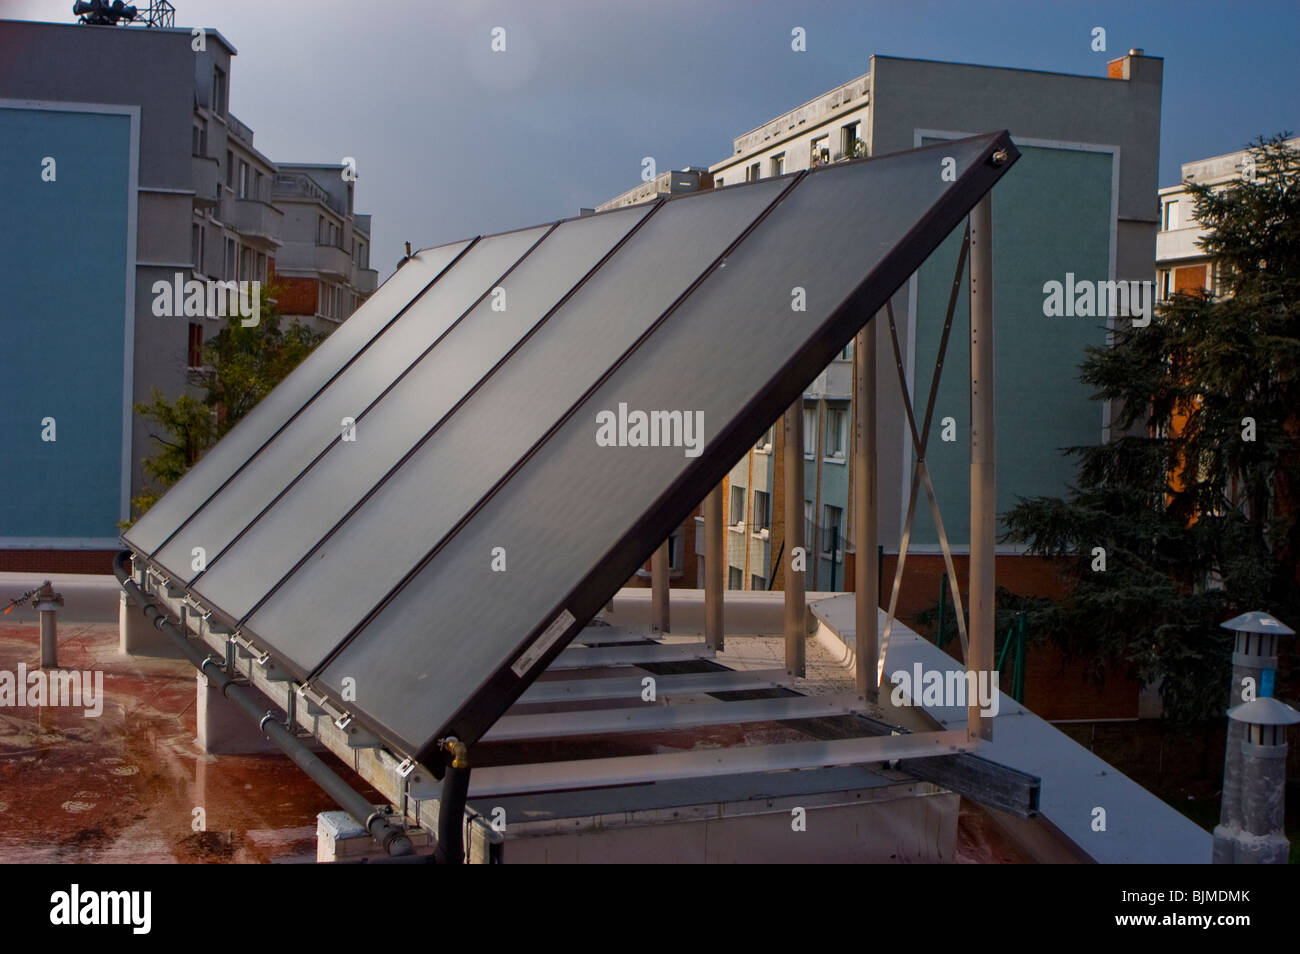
xmin=810 ymin=594 xmax=1214 ymax=863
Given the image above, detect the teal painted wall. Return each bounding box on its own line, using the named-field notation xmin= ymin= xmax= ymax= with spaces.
xmin=0 ymin=107 xmax=132 ymax=540
xmin=910 ymin=141 xmax=1113 ymax=547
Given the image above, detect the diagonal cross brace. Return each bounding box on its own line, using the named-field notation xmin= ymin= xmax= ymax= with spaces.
xmin=877 ymin=227 xmax=971 ymax=687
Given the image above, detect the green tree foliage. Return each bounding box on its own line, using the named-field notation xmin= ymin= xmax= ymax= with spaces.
xmin=126 ymin=282 xmax=324 ymax=524
xmin=1003 ymin=134 xmax=1300 ymax=720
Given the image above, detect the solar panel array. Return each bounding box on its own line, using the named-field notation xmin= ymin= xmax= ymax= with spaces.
xmin=124 ymin=131 xmax=1018 ymax=765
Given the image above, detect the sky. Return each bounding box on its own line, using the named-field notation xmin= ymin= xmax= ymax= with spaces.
xmin=7 ymin=0 xmax=1297 ymax=277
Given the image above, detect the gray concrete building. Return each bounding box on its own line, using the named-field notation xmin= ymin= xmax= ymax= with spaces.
xmin=0 ymin=16 xmax=376 ymax=567
xmin=598 ymin=51 xmax=1163 ymax=599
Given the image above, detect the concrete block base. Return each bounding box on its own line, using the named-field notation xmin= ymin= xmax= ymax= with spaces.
xmin=195 ymin=671 xmax=283 ymax=755
xmin=118 ymin=590 xmax=185 ymax=658
xmin=316 ymin=810 xmax=433 ymax=863
xmin=1213 ymin=825 xmax=1291 ymax=864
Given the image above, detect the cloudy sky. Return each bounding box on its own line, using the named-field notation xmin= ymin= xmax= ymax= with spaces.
xmin=8 ymin=0 xmax=1297 ymax=276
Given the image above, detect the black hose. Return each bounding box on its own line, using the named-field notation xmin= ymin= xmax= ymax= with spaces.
xmin=113 ymin=550 xmax=417 ymax=859
xmin=434 ymin=760 xmax=471 ymax=864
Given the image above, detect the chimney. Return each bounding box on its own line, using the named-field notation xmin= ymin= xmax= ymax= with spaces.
xmin=1212 ymin=611 xmax=1296 ymax=863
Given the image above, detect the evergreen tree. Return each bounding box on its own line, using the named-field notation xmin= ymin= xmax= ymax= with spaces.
xmin=1004 ymin=134 xmax=1300 ymax=720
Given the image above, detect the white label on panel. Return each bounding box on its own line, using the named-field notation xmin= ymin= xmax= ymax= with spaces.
xmin=511 ymin=609 xmax=576 ymax=677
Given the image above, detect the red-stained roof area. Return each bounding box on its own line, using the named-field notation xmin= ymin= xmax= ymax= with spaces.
xmin=0 ymin=621 xmax=380 ymax=863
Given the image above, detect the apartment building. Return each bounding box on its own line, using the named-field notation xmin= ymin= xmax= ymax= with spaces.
xmin=598 ymin=52 xmax=1163 ymax=605
xmin=0 ymin=16 xmax=376 ymax=570
xmin=1156 ymin=137 xmax=1300 ymax=299
xmin=272 ymin=163 xmax=377 ymax=334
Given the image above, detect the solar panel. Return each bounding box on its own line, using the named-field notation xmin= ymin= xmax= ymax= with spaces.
xmin=123 ymin=238 xmax=474 ymax=557
xmin=146 ymin=227 xmax=555 ymax=583
xmin=129 ymin=131 xmax=1017 ymax=769
xmin=239 ymin=177 xmax=790 ymax=675
xmin=190 ymin=205 xmax=654 ymax=618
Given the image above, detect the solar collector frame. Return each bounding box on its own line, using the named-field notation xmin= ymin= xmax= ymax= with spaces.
xmin=124 ymin=132 xmax=1018 ymax=773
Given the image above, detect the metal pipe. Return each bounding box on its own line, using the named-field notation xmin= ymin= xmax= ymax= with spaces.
xmin=650 ymin=540 xmax=670 ymax=633
xmin=783 ymin=400 xmax=806 ymax=677
xmin=853 ymin=323 xmax=878 ymax=699
xmin=704 ymin=485 xmax=724 ymax=650
xmin=113 ymin=551 xmax=417 ymax=858
xmin=37 ymin=581 xmax=60 ymax=669
xmin=968 ymin=194 xmax=996 ymax=741
xmin=434 ymin=738 xmax=471 ymax=865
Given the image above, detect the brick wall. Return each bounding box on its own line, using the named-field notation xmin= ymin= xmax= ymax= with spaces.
xmin=0 ymin=549 xmax=119 ymax=574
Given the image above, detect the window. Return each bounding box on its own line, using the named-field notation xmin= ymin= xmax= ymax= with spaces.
xmin=192 ymin=122 xmax=207 ymax=157
xmin=225 ymin=149 xmax=234 ymax=188
xmin=729 ymin=485 xmax=746 ymax=526
xmin=822 ymin=505 xmax=843 ymax=557
xmin=224 ymin=237 xmax=236 ymax=281
xmin=728 ymin=567 xmax=744 ymax=590
xmin=187 ymin=323 xmax=204 ymax=370
xmin=825 ymin=406 xmax=847 ymax=459
xmin=841 ymin=122 xmax=861 ymax=158
xmin=716 ymin=177 xmax=724 ymax=187
xmin=1162 ymin=199 xmax=1179 ymax=231
xmin=804 ymin=500 xmax=813 ymax=536
xmin=239 ymin=246 xmax=252 ymax=281
xmin=803 ymin=407 xmax=817 ymax=457
xmin=747 ymin=161 xmax=761 ymax=182
xmin=756 ymin=426 xmax=773 ymax=453
xmin=810 ymin=135 xmax=830 ymax=166
xmin=254 ymin=169 xmax=264 ymax=202
xmin=666 ymin=532 xmax=682 ymax=570
xmin=839 ymin=340 xmax=854 ymax=361
xmin=770 ymin=153 xmax=785 ymax=176
xmin=752 ymin=573 xmax=767 ymax=591
xmin=191 ymin=223 xmax=202 ymax=271
xmin=752 ymin=490 xmax=770 ymax=532
xmin=212 ymin=65 xmax=227 ymax=116
xmin=257 ymin=252 xmax=268 ymax=283
xmin=238 ymin=160 xmax=249 ymax=199
xmin=318 ymin=215 xmax=327 ymax=245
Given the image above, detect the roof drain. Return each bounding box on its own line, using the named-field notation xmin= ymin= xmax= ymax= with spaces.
xmin=113 ymin=550 xmax=417 ymax=860
xmin=433 ymin=738 xmax=471 ymax=864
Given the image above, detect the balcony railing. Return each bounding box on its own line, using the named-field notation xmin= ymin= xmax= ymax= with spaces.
xmin=274 ymin=242 xmax=351 ymax=278
xmin=352 ymin=266 xmax=378 ymax=294
xmin=192 ymin=155 xmax=219 ymax=207
xmin=232 ymin=199 xmax=284 ymax=244
xmin=1156 ymin=226 xmax=1205 ymax=264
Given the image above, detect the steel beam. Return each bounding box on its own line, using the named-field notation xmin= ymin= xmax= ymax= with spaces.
xmin=853 ymin=322 xmax=878 ymax=699
xmin=516 ymin=668 xmax=791 ymax=704
xmin=783 ymin=400 xmax=806 ymax=676
xmin=469 ymin=730 xmax=972 ymax=796
xmin=650 ymin=540 xmax=670 ymax=633
xmin=704 ymin=484 xmax=725 ymax=650
xmin=547 ymin=642 xmax=713 ymax=670
xmin=485 ymin=693 xmax=864 ymax=742
xmin=968 ymin=193 xmax=996 ymax=742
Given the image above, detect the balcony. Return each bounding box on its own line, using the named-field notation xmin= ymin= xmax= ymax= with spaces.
xmin=804 ymin=358 xmax=852 ymax=399
xmin=352 ymin=265 xmax=379 ymax=294
xmin=232 ymin=199 xmax=284 ymax=246
xmin=1156 ymin=227 xmax=1205 ymax=264
xmin=274 ymin=242 xmax=351 ymax=279
xmin=192 ymin=155 xmax=219 ymax=208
